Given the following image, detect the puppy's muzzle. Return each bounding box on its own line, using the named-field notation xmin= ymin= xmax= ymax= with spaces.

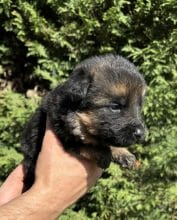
xmin=132 ymin=124 xmax=145 ymax=142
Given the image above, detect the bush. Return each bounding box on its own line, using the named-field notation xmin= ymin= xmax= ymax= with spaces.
xmin=0 ymin=0 xmax=176 ymax=218
xmin=0 ymin=89 xmax=40 ymax=181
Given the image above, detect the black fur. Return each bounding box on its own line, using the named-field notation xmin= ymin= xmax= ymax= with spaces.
xmin=21 ymin=54 xmax=146 ymax=190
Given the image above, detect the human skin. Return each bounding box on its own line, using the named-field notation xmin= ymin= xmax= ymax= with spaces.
xmin=0 ymin=123 xmax=103 ymax=220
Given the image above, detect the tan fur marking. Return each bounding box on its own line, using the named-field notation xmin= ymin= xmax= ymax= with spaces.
xmin=77 ymin=112 xmax=97 ymax=133
xmin=110 ymin=83 xmax=127 ymax=96
xmin=93 ymin=96 xmax=110 ymax=106
xmin=110 ymin=146 xmax=131 ymax=156
xmin=76 ymin=112 xmax=92 ymax=126
xmin=76 ymin=112 xmax=98 ymax=145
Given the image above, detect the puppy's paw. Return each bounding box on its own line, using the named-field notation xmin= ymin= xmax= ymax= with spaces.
xmin=113 ymin=153 xmax=136 ymax=169
xmin=110 ymin=147 xmax=136 ymax=169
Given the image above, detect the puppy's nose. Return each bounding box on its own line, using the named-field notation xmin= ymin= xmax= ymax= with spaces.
xmin=133 ymin=127 xmax=144 ymax=141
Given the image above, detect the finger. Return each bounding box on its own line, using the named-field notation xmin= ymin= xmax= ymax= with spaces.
xmin=0 ymin=164 xmax=24 ymax=205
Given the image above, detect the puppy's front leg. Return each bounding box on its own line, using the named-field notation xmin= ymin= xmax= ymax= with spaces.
xmin=110 ymin=147 xmax=136 ymax=169
xmin=79 ymin=146 xmax=112 ymax=169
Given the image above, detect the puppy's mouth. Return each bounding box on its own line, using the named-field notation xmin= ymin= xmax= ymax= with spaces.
xmin=100 ymin=131 xmax=144 ymax=148
xmin=107 ymin=139 xmax=135 ymax=148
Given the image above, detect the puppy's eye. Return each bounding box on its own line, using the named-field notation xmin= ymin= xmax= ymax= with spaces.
xmin=109 ymin=103 xmax=121 ymax=113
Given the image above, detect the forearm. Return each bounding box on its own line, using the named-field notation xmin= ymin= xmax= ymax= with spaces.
xmin=0 ymin=127 xmax=102 ymax=219
xmin=0 ymin=188 xmax=61 ymax=220
xmin=0 ymin=176 xmax=90 ymax=220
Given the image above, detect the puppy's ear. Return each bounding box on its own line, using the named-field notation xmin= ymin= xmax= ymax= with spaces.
xmin=66 ymin=68 xmax=91 ymax=99
xmin=60 ymin=67 xmax=92 ymax=110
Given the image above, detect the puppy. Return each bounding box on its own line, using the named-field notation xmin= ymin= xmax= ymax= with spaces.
xmin=21 ymin=54 xmax=146 ymax=190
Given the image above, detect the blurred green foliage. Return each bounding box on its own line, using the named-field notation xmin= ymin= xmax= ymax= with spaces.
xmin=0 ymin=0 xmax=177 ymax=218
xmin=0 ymin=90 xmax=40 ymax=180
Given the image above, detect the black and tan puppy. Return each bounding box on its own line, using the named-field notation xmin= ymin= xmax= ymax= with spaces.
xmin=21 ymin=54 xmax=146 ymax=190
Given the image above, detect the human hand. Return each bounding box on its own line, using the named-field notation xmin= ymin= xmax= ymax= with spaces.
xmin=31 ymin=121 xmax=103 ymax=216
xmin=0 ymin=121 xmax=102 ymax=218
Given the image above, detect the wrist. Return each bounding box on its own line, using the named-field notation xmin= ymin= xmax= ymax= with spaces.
xmin=26 ymin=186 xmax=63 ymax=219
xmin=31 ymin=178 xmax=87 ymax=218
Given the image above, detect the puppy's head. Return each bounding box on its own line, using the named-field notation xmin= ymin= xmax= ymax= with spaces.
xmin=54 ymin=54 xmax=146 ymax=147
